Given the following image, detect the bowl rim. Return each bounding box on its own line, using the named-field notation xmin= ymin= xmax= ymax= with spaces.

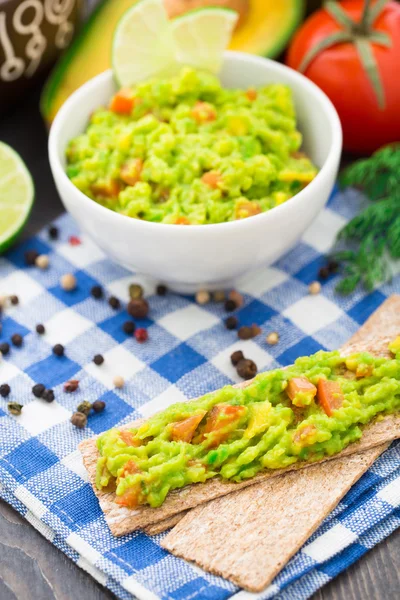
xmin=49 ymin=50 xmax=342 ymax=235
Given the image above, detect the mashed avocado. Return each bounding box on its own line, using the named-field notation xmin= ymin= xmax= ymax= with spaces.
xmin=66 ymin=68 xmax=317 ymax=225
xmin=96 ymin=346 xmax=400 ymax=508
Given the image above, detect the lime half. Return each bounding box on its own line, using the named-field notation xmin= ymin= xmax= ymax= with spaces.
xmin=171 ymin=8 xmax=238 ymax=74
xmin=112 ymin=0 xmax=178 ymax=87
xmin=0 ymin=142 xmax=34 ymax=253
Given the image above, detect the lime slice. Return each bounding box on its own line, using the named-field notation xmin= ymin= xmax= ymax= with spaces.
xmin=0 ymin=142 xmax=34 ymax=254
xmin=171 ymin=8 xmax=238 ymax=74
xmin=112 ymin=0 xmax=178 ymax=87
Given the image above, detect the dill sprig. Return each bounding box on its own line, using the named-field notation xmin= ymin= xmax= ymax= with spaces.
xmin=333 ymin=144 xmax=400 ymax=294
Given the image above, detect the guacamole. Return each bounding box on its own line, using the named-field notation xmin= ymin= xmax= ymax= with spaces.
xmin=96 ymin=346 xmax=400 ymax=509
xmin=66 ymin=68 xmax=318 ymax=225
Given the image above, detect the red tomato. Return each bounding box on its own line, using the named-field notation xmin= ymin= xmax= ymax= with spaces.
xmin=286 ymin=1 xmax=400 ymax=153
xmin=317 ymin=379 xmax=344 ymax=416
xmin=201 ymin=404 xmax=247 ymax=448
xmin=170 ymin=411 xmax=207 ymax=443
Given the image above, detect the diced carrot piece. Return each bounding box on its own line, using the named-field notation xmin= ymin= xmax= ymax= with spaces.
xmin=235 ymin=199 xmax=261 ymax=220
xmin=90 ymin=179 xmax=121 ymax=199
xmin=120 ymin=158 xmax=143 ymax=186
xmin=201 ymin=171 xmax=222 ymax=189
xmin=119 ymin=430 xmax=141 ymax=447
xmin=317 ymin=379 xmax=344 ymax=416
xmin=246 ymin=88 xmax=257 ymax=101
xmin=293 ymin=424 xmax=317 ymax=446
xmin=109 ymin=88 xmax=136 ymax=114
xmin=191 ymin=101 xmax=217 ymax=123
xmin=201 ymin=404 xmax=246 ymax=448
xmin=286 ymin=377 xmax=317 ymax=406
xmin=175 ymin=216 xmax=190 ymax=225
xmin=171 ymin=411 xmax=207 ymax=443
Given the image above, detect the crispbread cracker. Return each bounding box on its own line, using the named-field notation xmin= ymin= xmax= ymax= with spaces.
xmin=161 ymin=295 xmax=400 ymax=591
xmin=80 ymin=295 xmax=400 ymax=537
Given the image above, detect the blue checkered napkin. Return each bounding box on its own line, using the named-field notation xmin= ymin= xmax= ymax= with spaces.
xmin=0 ymin=186 xmax=399 ymax=600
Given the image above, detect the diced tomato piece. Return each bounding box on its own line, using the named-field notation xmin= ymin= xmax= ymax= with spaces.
xmin=235 ymin=199 xmax=261 ymax=220
xmin=119 ymin=430 xmax=141 ymax=447
xmin=90 ymin=179 xmax=121 ymax=199
xmin=191 ymin=101 xmax=217 ymax=123
xmin=201 ymin=404 xmax=246 ymax=448
xmin=286 ymin=377 xmax=317 ymax=406
xmin=171 ymin=411 xmax=207 ymax=443
xmin=246 ymin=88 xmax=257 ymax=101
xmin=120 ymin=459 xmax=140 ymax=477
xmin=120 ymin=158 xmax=143 ymax=186
xmin=293 ymin=424 xmax=317 ymax=446
xmin=109 ymin=88 xmax=137 ymax=114
xmin=201 ymin=171 xmax=222 ymax=189
xmin=174 ymin=216 xmax=190 ymax=225
xmin=317 ymin=379 xmax=344 ymax=416
xmin=355 ymin=363 xmax=374 ymax=378
xmin=290 ymin=151 xmax=307 ymax=159
xmin=115 ymin=486 xmax=141 ymax=508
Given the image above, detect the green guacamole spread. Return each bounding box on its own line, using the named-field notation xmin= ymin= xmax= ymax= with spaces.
xmin=96 ymin=346 xmax=400 ymax=509
xmin=66 ymin=67 xmax=318 ymax=225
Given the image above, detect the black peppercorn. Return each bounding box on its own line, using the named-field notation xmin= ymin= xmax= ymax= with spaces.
xmin=43 ymin=389 xmax=55 ymax=402
xmin=91 ymin=285 xmax=103 ymax=299
xmin=318 ymin=266 xmax=330 ymax=280
xmin=8 ymin=402 xmax=22 ymax=416
xmin=48 ymin=225 xmax=59 ymax=240
xmin=10 ymin=295 xmax=19 ymax=305
xmin=108 ymin=296 xmax=121 ymax=310
xmin=0 ymin=383 xmax=11 ymax=398
xmin=123 ymin=320 xmax=136 ymax=334
xmin=36 ymin=324 xmax=45 ymax=335
xmin=93 ymin=354 xmax=104 ymax=366
xmin=224 ymin=299 xmax=237 ymax=312
xmin=53 ymin=344 xmax=64 ymax=356
xmin=156 ymin=284 xmax=167 ymax=296
xmin=236 ymin=358 xmax=257 ymax=380
xmin=231 ymin=350 xmax=244 ymax=366
xmin=92 ymin=400 xmax=106 ymax=413
xmin=11 ymin=333 xmax=23 ymax=347
xmin=225 ymin=316 xmax=238 ymax=330
xmin=77 ymin=401 xmax=92 ymax=416
xmin=32 ymin=383 xmax=45 ymax=398
xmin=24 ymin=249 xmax=39 ymax=266
xmin=127 ymin=298 xmax=149 ymax=319
xmin=0 ymin=342 xmax=10 ymax=356
xmin=328 ymin=259 xmax=339 ymax=273
xmin=71 ymin=412 xmax=87 ymax=428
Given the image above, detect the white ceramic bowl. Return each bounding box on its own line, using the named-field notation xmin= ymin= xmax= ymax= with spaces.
xmin=49 ymin=51 xmax=342 ymax=293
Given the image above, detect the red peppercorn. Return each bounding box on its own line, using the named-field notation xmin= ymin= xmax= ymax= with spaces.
xmin=135 ymin=328 xmax=148 ymax=343
xmin=69 ymin=235 xmax=81 ymax=246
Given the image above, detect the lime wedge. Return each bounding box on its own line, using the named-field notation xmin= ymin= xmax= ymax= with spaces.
xmin=171 ymin=8 xmax=238 ymax=74
xmin=0 ymin=142 xmax=34 ymax=253
xmin=112 ymin=0 xmax=178 ymax=87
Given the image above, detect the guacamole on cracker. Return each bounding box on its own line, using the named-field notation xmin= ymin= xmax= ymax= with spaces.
xmin=66 ymin=68 xmax=317 ymax=225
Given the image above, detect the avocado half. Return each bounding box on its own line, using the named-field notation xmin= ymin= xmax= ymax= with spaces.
xmin=41 ymin=0 xmax=304 ymax=125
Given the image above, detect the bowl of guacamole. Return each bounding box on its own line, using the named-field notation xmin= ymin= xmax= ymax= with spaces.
xmin=49 ymin=52 xmax=342 ymax=292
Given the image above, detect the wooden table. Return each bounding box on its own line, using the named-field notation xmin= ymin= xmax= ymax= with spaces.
xmin=0 ymin=77 xmax=399 ymax=600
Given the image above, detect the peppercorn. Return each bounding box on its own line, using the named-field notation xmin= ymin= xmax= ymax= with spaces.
xmin=64 ymin=380 xmax=79 ymax=393
xmin=318 ymin=266 xmax=330 ymax=280
xmin=212 ymin=290 xmax=225 ymax=303
xmin=90 ymin=285 xmax=103 ymax=299
xmin=60 ymin=273 xmax=77 ymax=292
xmin=92 ymin=400 xmax=106 ymax=413
xmin=328 ymin=259 xmax=339 ymax=273
xmin=32 ymin=383 xmax=45 ymax=398
xmin=36 ymin=324 xmax=45 ymax=335
xmin=10 ymin=295 xmax=19 ymax=305
xmin=231 ymin=350 xmax=244 ymax=366
xmin=224 ymin=299 xmax=237 ymax=312
xmin=53 ymin=343 xmax=65 ymax=356
xmin=71 ymin=412 xmax=87 ymax=428
xmin=129 ymin=283 xmax=144 ymax=300
xmin=48 ymin=225 xmax=59 ymax=240
xmin=135 ymin=328 xmax=148 ymax=343
xmin=77 ymin=400 xmax=92 ymax=416
xmin=156 ymin=284 xmax=167 ymax=296
xmin=24 ymin=249 xmax=39 ymax=266
xmin=42 ymin=389 xmax=55 ymax=402
xmin=195 ymin=290 xmax=210 ymax=305
xmin=8 ymin=402 xmax=22 ymax=416
xmin=309 ymin=281 xmax=321 ymax=295
xmin=0 ymin=383 xmax=11 ymax=398
xmin=123 ymin=320 xmax=136 ymax=334
xmin=229 ymin=290 xmax=244 ymax=308
xmin=35 ymin=255 xmax=50 ymax=270
xmin=108 ymin=296 xmax=121 ymax=310
xmin=11 ymin=333 xmax=23 ymax=347
xmin=225 ymin=316 xmax=238 ymax=330
xmin=93 ymin=354 xmax=104 ymax=365
xmin=266 ymin=331 xmax=279 ymax=346
xmin=0 ymin=342 xmax=10 ymax=356
xmin=238 ymin=326 xmax=253 ymax=340
xmin=113 ymin=375 xmax=124 ymax=389
xmin=127 ymin=298 xmax=149 ymax=319
xmin=251 ymin=324 xmax=262 ymax=337
xmin=236 ymin=358 xmax=257 ymax=380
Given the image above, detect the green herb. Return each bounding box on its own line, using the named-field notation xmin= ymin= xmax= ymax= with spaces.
xmin=333 ymin=144 xmax=400 ymax=294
